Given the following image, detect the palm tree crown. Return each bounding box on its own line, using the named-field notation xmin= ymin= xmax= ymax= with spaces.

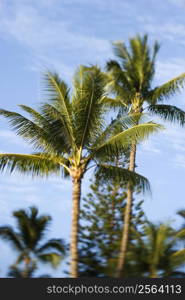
xmin=0 ymin=207 xmax=66 ymax=277
xmin=106 ymin=34 xmax=185 ymax=123
xmin=132 ymin=221 xmax=185 ymax=278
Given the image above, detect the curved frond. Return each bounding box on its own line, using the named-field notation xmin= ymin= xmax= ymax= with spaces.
xmin=36 ymin=239 xmax=66 ymax=254
xmin=150 ymin=73 xmax=185 ymax=103
xmin=93 ymin=122 xmax=163 ymax=158
xmin=0 ymin=108 xmax=69 ymax=154
xmin=0 ymin=226 xmax=23 ymax=251
xmin=38 ymin=253 xmax=63 ymax=268
xmin=0 ymin=153 xmax=62 ymax=176
xmin=170 ymin=249 xmax=185 ymax=267
xmin=148 ymin=104 xmax=185 ymax=126
xmin=101 ymin=96 xmax=128 ymax=110
xmin=95 ymin=164 xmax=150 ymax=194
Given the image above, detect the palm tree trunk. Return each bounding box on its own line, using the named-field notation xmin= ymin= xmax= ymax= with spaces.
xmin=23 ymin=256 xmax=31 ymax=278
xmin=115 ymin=143 xmax=136 ymax=277
xmin=70 ymin=177 xmax=81 ymax=278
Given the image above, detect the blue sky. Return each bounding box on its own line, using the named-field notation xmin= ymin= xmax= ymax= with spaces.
xmin=0 ymin=0 xmax=185 ymax=277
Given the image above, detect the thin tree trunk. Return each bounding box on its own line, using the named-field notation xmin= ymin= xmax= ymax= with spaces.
xmin=23 ymin=256 xmax=31 ymax=278
xmin=115 ymin=143 xmax=136 ymax=277
xmin=70 ymin=177 xmax=81 ymax=278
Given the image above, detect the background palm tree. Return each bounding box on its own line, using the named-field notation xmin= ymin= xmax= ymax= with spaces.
xmin=129 ymin=221 xmax=185 ymax=278
xmin=0 ymin=207 xmax=66 ymax=278
xmin=106 ymin=35 xmax=185 ymax=277
xmin=0 ymin=65 xmax=162 ymax=277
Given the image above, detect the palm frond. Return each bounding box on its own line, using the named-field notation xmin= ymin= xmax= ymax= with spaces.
xmin=0 ymin=108 xmax=69 ymax=154
xmin=149 ymin=73 xmax=185 ymax=103
xmin=38 ymin=253 xmax=63 ymax=268
xmin=36 ymin=239 xmax=66 ymax=254
xmin=112 ymin=42 xmax=131 ymax=63
xmin=43 ymin=72 xmax=76 ymax=149
xmin=72 ymin=66 xmax=106 ymax=147
xmin=170 ymin=249 xmax=185 ymax=267
xmin=148 ymin=104 xmax=185 ymax=126
xmin=101 ymin=96 xmax=128 ymax=110
xmin=89 ymin=113 xmax=144 ymax=151
xmin=93 ymin=122 xmax=163 ymax=158
xmin=0 ymin=153 xmax=62 ymax=176
xmin=0 ymin=226 xmax=23 ymax=251
xmin=95 ymin=164 xmax=150 ymax=194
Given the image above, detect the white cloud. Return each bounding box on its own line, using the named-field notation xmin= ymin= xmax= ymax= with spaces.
xmin=168 ymin=0 xmax=185 ymax=8
xmin=144 ymin=22 xmax=185 ymax=42
xmin=140 ymin=139 xmax=162 ymax=155
xmin=156 ymin=59 xmax=185 ymax=83
xmin=0 ymin=129 xmax=30 ymax=152
xmin=162 ymin=124 xmax=185 ymax=168
xmin=0 ymin=1 xmax=111 ymax=77
xmin=0 ymin=130 xmax=23 ymax=145
xmin=172 ymin=153 xmax=185 ymax=168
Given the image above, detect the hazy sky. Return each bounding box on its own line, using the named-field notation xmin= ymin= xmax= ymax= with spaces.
xmin=0 ymin=0 xmax=185 ymax=276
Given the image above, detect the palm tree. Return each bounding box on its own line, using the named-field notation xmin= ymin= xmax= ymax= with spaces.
xmin=106 ymin=35 xmax=185 ymax=277
xmin=0 ymin=207 xmax=66 ymax=277
xmin=130 ymin=221 xmax=185 ymax=278
xmin=0 ymin=65 xmax=162 ymax=277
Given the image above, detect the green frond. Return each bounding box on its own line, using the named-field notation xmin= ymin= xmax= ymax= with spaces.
xmin=89 ymin=113 xmax=144 ymax=151
xmin=0 ymin=108 xmax=69 ymax=154
xmin=101 ymin=96 xmax=128 ymax=110
xmin=0 ymin=153 xmax=62 ymax=176
xmin=150 ymin=73 xmax=185 ymax=103
xmin=38 ymin=253 xmax=63 ymax=268
xmin=93 ymin=122 xmax=163 ymax=158
xmin=95 ymin=164 xmax=150 ymax=194
xmin=43 ymin=72 xmax=76 ymax=149
xmin=169 ymin=249 xmax=185 ymax=268
xmin=177 ymin=209 xmax=185 ymax=219
xmin=40 ymin=103 xmax=75 ymax=151
xmin=36 ymin=239 xmax=66 ymax=254
xmin=0 ymin=226 xmax=23 ymax=251
xmin=106 ymin=60 xmax=122 ymax=72
xmin=148 ymin=104 xmax=185 ymax=126
xmin=112 ymin=42 xmax=131 ymax=63
xmin=18 ymin=105 xmax=49 ymax=126
xmin=72 ymin=65 xmax=106 ymax=148
xmin=175 ymin=228 xmax=185 ymax=239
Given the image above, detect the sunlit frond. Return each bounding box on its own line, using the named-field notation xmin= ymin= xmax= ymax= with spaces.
xmin=72 ymin=66 xmax=106 ymax=147
xmin=0 ymin=153 xmax=62 ymax=176
xmin=93 ymin=122 xmax=163 ymax=158
xmin=149 ymin=73 xmax=185 ymax=103
xmin=38 ymin=253 xmax=63 ymax=268
xmin=43 ymin=72 xmax=76 ymax=149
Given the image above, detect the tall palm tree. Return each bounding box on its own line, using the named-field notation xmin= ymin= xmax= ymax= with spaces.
xmin=0 ymin=65 xmax=162 ymax=277
xmin=130 ymin=221 xmax=185 ymax=278
xmin=106 ymin=35 xmax=185 ymax=277
xmin=0 ymin=207 xmax=66 ymax=277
